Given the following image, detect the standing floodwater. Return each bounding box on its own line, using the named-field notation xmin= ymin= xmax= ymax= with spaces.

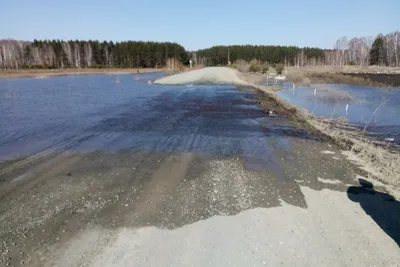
xmin=0 ymin=73 xmax=291 ymax=163
xmin=0 ymin=73 xmax=165 ymax=160
xmin=277 ymin=83 xmax=400 ymax=145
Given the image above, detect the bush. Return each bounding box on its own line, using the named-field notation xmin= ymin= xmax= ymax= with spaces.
xmin=275 ymin=64 xmax=284 ymax=75
xmin=261 ymin=64 xmax=269 ymax=74
xmin=90 ymin=64 xmax=108 ymax=69
xmin=249 ymin=63 xmax=260 ymax=73
xmin=234 ymin=59 xmax=250 ymax=72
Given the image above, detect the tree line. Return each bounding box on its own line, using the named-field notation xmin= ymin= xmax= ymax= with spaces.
xmin=0 ymin=39 xmax=188 ymax=69
xmin=194 ymin=45 xmax=326 ymax=67
xmin=1 ymin=31 xmax=399 ymax=69
xmin=332 ymin=31 xmax=400 ymax=67
xmin=194 ymin=31 xmax=400 ymax=68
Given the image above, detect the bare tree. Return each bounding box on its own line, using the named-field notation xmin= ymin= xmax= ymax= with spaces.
xmin=83 ymin=43 xmax=92 ymax=67
xmin=334 ymin=36 xmax=348 ymax=68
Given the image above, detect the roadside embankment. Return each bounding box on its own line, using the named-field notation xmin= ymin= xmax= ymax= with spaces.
xmin=251 ymin=83 xmax=400 ymax=188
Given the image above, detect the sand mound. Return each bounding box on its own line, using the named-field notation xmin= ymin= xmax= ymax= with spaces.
xmin=154 ymin=67 xmax=249 ymax=85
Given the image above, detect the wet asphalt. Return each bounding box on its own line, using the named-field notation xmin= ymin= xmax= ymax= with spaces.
xmin=0 ymin=74 xmax=393 ymax=266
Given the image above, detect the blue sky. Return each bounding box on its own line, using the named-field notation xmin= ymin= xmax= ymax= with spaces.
xmin=0 ymin=0 xmax=398 ymax=50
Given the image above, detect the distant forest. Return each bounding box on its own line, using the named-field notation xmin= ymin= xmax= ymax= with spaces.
xmin=194 ymin=31 xmax=400 ymax=67
xmin=194 ymin=45 xmax=326 ymax=66
xmin=0 ymin=40 xmax=188 ymax=69
xmin=0 ymin=31 xmax=399 ymax=69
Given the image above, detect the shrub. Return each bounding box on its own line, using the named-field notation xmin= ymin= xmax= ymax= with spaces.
xmin=234 ymin=59 xmax=250 ymax=72
xmin=275 ymin=64 xmax=284 ymax=75
xmin=90 ymin=64 xmax=108 ymax=69
xmin=249 ymin=63 xmax=260 ymax=73
xmin=261 ymin=64 xmax=269 ymax=74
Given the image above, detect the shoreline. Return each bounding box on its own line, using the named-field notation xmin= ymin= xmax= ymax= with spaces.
xmin=0 ymin=68 xmax=170 ymax=79
xmin=249 ymin=82 xmax=400 ymax=190
xmin=285 ymin=66 xmax=400 ymax=87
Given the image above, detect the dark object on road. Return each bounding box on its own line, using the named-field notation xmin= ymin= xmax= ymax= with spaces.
xmin=67 ymin=172 xmax=72 ymax=176
xmin=347 ymin=179 xmax=400 ymax=247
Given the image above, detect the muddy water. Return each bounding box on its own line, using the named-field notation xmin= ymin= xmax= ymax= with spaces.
xmin=0 ymin=73 xmax=309 ymax=169
xmin=277 ymin=83 xmax=400 ymax=145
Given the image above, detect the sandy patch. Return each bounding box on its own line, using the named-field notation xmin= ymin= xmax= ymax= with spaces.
xmin=320 ymin=150 xmax=335 ymax=155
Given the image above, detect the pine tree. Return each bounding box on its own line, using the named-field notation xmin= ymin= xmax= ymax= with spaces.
xmin=23 ymin=45 xmax=33 ymax=68
xmin=369 ymin=36 xmax=387 ymax=66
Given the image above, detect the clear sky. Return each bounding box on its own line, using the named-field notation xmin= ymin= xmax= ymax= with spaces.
xmin=0 ymin=0 xmax=398 ymax=51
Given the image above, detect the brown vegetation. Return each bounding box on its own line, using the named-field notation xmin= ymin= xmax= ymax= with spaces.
xmin=286 ymin=66 xmax=400 ymax=87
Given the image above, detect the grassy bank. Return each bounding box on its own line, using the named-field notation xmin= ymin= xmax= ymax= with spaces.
xmin=286 ymin=66 xmax=400 ymax=87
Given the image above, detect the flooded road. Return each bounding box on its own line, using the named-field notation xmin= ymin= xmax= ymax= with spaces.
xmin=1 ymin=74 xmax=399 ymax=266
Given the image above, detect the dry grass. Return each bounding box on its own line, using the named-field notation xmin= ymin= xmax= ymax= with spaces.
xmin=232 ymin=59 xmax=250 ymax=73
xmin=286 ymin=67 xmax=371 ymax=86
xmin=314 ymin=89 xmax=354 ymax=102
xmin=231 ymin=59 xmax=282 ymax=76
xmin=309 ymin=118 xmax=400 ymax=187
xmin=286 ymin=66 xmax=400 ymax=87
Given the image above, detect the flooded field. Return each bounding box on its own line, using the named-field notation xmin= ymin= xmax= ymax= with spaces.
xmin=277 ymin=83 xmax=400 ymax=145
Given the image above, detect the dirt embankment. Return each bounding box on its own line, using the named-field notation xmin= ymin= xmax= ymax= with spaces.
xmin=286 ymin=66 xmax=400 ymax=87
